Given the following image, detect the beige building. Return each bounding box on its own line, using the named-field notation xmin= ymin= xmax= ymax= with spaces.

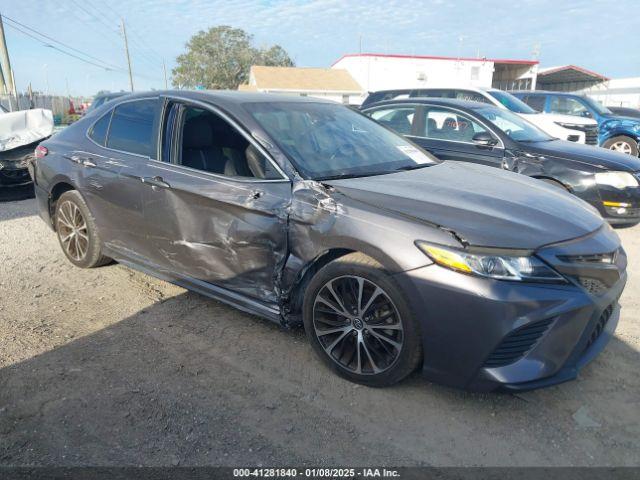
xmin=238 ymin=66 xmax=364 ymax=104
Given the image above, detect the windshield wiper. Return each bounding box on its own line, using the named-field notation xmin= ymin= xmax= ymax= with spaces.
xmin=315 ymin=170 xmax=394 ymax=181
xmin=395 ymin=163 xmax=434 ymax=171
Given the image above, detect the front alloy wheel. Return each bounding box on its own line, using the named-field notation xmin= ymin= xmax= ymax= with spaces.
xmin=313 ymin=276 xmax=404 ymax=375
xmin=303 ymin=253 xmax=422 ymax=387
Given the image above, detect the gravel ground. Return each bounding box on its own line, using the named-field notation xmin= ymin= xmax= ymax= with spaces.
xmin=0 ymin=194 xmax=639 ymax=467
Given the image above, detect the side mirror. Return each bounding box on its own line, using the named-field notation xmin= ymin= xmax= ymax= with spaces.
xmin=472 ymin=132 xmax=498 ymax=146
xmin=581 ymin=110 xmax=593 ymax=118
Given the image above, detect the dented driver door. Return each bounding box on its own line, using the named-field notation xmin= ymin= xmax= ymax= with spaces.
xmin=140 ymin=163 xmax=291 ymax=304
xmin=139 ymin=100 xmax=291 ymax=305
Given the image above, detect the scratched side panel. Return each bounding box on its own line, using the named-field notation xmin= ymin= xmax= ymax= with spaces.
xmin=142 ymin=162 xmax=291 ymax=303
xmin=281 ymin=178 xmax=457 ymax=304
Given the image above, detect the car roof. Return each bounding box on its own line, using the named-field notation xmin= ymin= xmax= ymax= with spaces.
xmin=109 ymin=89 xmax=335 ymax=105
xmin=510 ymin=90 xmax=586 ymax=98
xmin=362 ymin=97 xmax=499 ymax=112
xmin=369 ymin=86 xmax=489 ymax=94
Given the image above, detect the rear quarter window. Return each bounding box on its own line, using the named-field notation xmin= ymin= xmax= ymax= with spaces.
xmin=106 ymin=99 xmax=159 ymax=157
xmin=88 ymin=111 xmax=112 ymax=146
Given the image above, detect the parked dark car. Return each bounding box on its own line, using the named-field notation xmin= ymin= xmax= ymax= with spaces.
xmin=511 ymin=91 xmax=640 ymax=156
xmin=31 ymin=91 xmax=626 ymax=391
xmin=608 ymin=106 xmax=640 ymax=120
xmin=85 ymin=92 xmax=128 ymax=114
xmin=362 ymin=98 xmax=640 ymax=227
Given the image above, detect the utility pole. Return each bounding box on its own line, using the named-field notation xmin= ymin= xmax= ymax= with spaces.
xmin=120 ymin=18 xmax=134 ymax=92
xmin=0 ymin=61 xmax=6 ymax=96
xmin=0 ymin=13 xmax=18 ymax=110
xmin=162 ymin=59 xmax=168 ymax=89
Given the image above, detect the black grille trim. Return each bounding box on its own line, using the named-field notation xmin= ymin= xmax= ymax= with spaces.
xmin=584 ymin=304 xmax=614 ymax=352
xmin=483 ymin=318 xmax=555 ymax=368
xmin=563 ymin=124 xmax=599 ymax=145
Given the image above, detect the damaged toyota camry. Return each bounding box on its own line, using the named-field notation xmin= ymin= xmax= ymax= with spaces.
xmin=31 ymin=91 xmax=627 ymax=391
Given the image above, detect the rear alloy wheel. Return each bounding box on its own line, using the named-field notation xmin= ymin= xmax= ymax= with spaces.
xmin=303 ymin=253 xmax=422 ymax=386
xmin=603 ymin=136 xmax=639 ymax=156
xmin=55 ymin=190 xmax=111 ymax=268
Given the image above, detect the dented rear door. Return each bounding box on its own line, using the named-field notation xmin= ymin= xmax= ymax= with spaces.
xmin=140 ymin=162 xmax=291 ymax=304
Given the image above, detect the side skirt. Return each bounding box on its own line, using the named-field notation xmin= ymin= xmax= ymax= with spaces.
xmin=105 ymin=247 xmax=283 ymax=324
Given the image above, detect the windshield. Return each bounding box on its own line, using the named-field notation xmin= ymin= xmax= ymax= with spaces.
xmin=245 ymin=102 xmax=438 ymax=180
xmin=474 ymin=106 xmax=552 ymax=142
xmin=582 ymin=96 xmax=612 ymax=115
xmin=487 ymin=90 xmax=536 ymax=114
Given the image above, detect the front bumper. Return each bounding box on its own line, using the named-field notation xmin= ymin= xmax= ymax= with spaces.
xmin=394 ymin=227 xmax=626 ymax=392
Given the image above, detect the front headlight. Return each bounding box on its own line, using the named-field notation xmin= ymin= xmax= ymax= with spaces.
xmin=553 ymin=122 xmax=584 ymax=129
xmin=595 ymin=171 xmax=639 ymax=189
xmin=415 ymin=242 xmax=566 ymax=283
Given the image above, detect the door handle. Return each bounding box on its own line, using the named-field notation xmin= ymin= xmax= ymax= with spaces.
xmin=81 ymin=158 xmax=97 ymax=167
xmin=141 ymin=176 xmax=171 ymax=189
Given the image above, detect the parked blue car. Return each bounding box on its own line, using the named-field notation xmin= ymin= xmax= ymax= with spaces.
xmin=511 ymin=91 xmax=640 ymax=157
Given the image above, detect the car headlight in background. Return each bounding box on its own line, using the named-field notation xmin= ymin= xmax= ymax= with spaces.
xmin=415 ymin=242 xmax=565 ymax=282
xmin=553 ymin=122 xmax=585 ymax=130
xmin=595 ymin=171 xmax=639 ymax=189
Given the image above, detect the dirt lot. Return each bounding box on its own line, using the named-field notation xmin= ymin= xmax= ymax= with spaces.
xmin=0 ymin=195 xmax=639 ymax=467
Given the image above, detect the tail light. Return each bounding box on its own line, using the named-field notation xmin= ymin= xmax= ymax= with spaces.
xmin=34 ymin=145 xmax=48 ymax=159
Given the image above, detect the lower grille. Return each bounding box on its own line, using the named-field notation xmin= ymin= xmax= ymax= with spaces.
xmin=584 ymin=304 xmax=614 ymax=352
xmin=483 ymin=318 xmax=554 ymax=368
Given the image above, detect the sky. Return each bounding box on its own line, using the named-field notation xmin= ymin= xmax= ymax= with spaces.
xmin=1 ymin=0 xmax=637 ymax=97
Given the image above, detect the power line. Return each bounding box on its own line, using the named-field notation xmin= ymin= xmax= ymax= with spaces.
xmin=85 ymin=0 xmax=166 ymax=64
xmin=3 ymin=21 xmax=116 ymax=71
xmin=68 ymin=0 xmax=165 ymax=73
xmin=2 ymin=14 xmax=124 ymax=71
xmin=3 ymin=18 xmax=162 ymax=83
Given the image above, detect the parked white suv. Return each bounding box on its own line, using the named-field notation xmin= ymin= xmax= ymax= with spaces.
xmin=362 ymin=87 xmax=599 ymax=145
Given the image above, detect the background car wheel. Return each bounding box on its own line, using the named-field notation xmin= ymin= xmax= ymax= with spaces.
xmin=302 ymin=252 xmax=422 ymax=387
xmin=602 ymin=136 xmax=639 ymax=156
xmin=54 ymin=190 xmax=111 ymax=268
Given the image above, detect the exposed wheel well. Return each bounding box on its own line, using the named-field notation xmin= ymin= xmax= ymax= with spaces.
xmin=49 ymin=182 xmax=76 ymax=229
xmin=284 ymin=248 xmax=355 ymax=321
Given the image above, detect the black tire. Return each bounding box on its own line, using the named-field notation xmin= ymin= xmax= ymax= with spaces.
xmin=54 ymin=190 xmax=111 ymax=268
xmin=302 ymin=252 xmax=422 ymax=387
xmin=602 ymin=136 xmax=639 ymax=157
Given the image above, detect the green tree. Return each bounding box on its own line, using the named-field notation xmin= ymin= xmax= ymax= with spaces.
xmin=172 ymin=26 xmax=294 ymax=90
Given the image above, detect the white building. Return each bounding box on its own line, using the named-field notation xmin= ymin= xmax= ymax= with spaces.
xmin=583 ymin=77 xmax=640 ymax=108
xmin=331 ymin=53 xmax=539 ymax=101
xmin=238 ymin=66 xmax=364 ymax=104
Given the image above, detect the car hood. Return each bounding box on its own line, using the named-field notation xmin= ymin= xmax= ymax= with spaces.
xmin=521 ymin=112 xmax=597 ymax=126
xmin=325 ymin=162 xmax=604 ymax=250
xmin=522 ymin=139 xmax=640 ymax=171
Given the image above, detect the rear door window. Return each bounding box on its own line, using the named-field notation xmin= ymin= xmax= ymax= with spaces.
xmin=88 ymin=111 xmax=112 ymax=146
xmin=419 ymin=107 xmax=490 ymax=142
xmin=106 ymin=99 xmax=160 ymax=157
xmin=522 ymin=95 xmax=546 ymax=112
xmin=369 ymin=107 xmax=417 ymax=135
